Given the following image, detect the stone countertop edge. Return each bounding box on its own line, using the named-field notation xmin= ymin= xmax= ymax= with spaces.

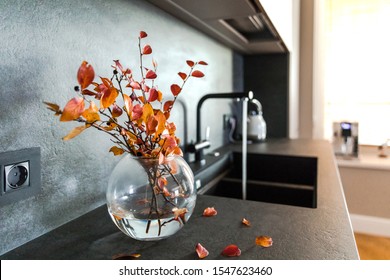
xmin=0 ymin=139 xmax=359 ymax=260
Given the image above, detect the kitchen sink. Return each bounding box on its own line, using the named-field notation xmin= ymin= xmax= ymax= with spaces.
xmin=199 ymin=152 xmax=318 ymax=208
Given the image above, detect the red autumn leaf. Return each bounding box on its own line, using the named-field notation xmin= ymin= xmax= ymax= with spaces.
xmin=163 ymin=100 xmax=174 ymax=112
xmin=198 ymin=60 xmax=208 ymax=65
xmin=60 ymin=97 xmax=85 ymax=122
xmin=242 ymin=218 xmax=251 ymax=227
xmin=203 ymin=207 xmax=217 ymax=217
xmin=139 ymin=31 xmax=147 ymax=38
xmin=170 ymin=84 xmax=181 ymax=96
xmin=145 ymin=69 xmax=157 ymax=79
xmin=132 ymin=104 xmax=143 ymax=120
xmin=178 ymin=72 xmax=187 ymax=80
xmin=142 ymin=45 xmax=152 ymax=55
xmin=192 ymin=70 xmax=204 ymax=78
xmin=129 ymin=80 xmax=141 ymax=90
xmin=111 ymin=104 xmax=123 ymax=118
xmin=113 ymin=60 xmax=131 ymax=75
xmin=195 ymin=243 xmax=209 ymax=259
xmin=186 ymin=60 xmax=195 ymax=67
xmin=255 ymin=236 xmax=273 ymax=248
xmin=221 ymin=244 xmax=241 ymax=257
xmin=148 ymin=88 xmax=158 ymax=102
xmin=77 ymin=61 xmax=95 ymax=89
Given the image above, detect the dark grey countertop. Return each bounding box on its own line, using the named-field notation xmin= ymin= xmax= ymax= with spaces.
xmin=0 ymin=139 xmax=359 ymax=260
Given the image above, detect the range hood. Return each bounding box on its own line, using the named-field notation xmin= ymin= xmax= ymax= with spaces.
xmin=146 ymin=0 xmax=288 ymax=54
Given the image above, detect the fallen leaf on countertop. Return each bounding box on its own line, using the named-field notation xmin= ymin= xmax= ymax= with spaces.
xmin=221 ymin=244 xmax=241 ymax=257
xmin=195 ymin=243 xmax=209 ymax=259
xmin=203 ymin=207 xmax=217 ymax=217
xmin=112 ymin=253 xmax=141 ymax=260
xmin=255 ymin=236 xmax=273 ymax=247
xmin=242 ymin=218 xmax=251 ymax=227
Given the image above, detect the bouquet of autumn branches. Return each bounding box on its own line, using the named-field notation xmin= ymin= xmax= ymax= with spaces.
xmin=45 ymin=31 xmax=206 ymax=238
xmin=45 ymin=31 xmax=206 ymax=162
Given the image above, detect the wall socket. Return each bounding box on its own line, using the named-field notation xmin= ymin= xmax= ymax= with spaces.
xmin=0 ymin=147 xmax=41 ymax=207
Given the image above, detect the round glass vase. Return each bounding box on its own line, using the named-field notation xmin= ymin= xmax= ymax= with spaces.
xmin=106 ymin=154 xmax=196 ymax=241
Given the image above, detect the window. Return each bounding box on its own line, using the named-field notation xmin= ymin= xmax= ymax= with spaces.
xmin=322 ymin=0 xmax=390 ymax=145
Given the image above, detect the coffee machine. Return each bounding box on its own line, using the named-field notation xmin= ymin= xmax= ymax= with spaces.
xmin=332 ymin=121 xmax=359 ymax=158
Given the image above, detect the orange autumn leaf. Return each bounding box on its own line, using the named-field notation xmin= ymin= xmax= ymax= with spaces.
xmin=109 ymin=146 xmax=125 ymax=156
xmin=172 ymin=207 xmax=188 ymax=224
xmin=44 ymin=101 xmax=61 ymax=116
xmin=77 ymin=61 xmax=95 ymax=89
xmin=203 ymin=207 xmax=217 ymax=217
xmin=141 ymin=103 xmax=154 ymax=124
xmin=112 ymin=253 xmax=141 ymax=260
xmin=242 ymin=218 xmax=251 ymax=227
xmin=142 ymin=44 xmax=152 ymax=55
xmin=186 ymin=60 xmax=195 ymax=67
xmin=82 ymin=101 xmax=100 ymax=123
xmin=195 ymin=243 xmax=209 ymax=259
xmin=157 ymin=90 xmax=163 ymax=102
xmin=192 ymin=70 xmax=204 ymax=78
xmin=221 ymin=244 xmax=241 ymax=257
xmin=146 ymin=115 xmax=158 ymax=134
xmin=100 ymin=87 xmax=118 ymax=109
xmin=155 ymin=110 xmax=167 ymax=136
xmin=170 ymin=84 xmax=181 ymax=96
xmin=255 ymin=236 xmax=273 ymax=248
xmin=60 ymin=97 xmax=85 ymax=122
xmin=123 ymin=94 xmax=133 ymax=116
xmin=62 ymin=125 xmax=87 ymax=141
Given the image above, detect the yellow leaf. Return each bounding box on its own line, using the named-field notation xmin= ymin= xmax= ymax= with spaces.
xmin=62 ymin=126 xmax=87 ymax=141
xmin=109 ymin=146 xmax=125 ymax=156
xmin=82 ymin=101 xmax=100 ymax=123
xmin=141 ymin=103 xmax=153 ymax=124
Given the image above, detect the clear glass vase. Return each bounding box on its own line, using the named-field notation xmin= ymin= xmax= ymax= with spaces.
xmin=106 ymin=154 xmax=196 ymax=241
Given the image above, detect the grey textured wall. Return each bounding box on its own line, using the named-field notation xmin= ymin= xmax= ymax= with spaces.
xmin=0 ymin=0 xmax=233 ymax=255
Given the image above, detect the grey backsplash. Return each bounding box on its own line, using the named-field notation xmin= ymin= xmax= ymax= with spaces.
xmin=0 ymin=0 xmax=233 ymax=255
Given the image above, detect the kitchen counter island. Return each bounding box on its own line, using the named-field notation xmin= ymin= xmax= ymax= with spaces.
xmin=1 ymin=139 xmax=359 ymax=259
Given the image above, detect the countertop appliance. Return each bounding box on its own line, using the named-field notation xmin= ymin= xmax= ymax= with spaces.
xmin=332 ymin=121 xmax=359 ymax=158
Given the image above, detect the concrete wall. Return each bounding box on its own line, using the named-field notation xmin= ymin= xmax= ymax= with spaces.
xmin=0 ymin=0 xmax=233 ymax=255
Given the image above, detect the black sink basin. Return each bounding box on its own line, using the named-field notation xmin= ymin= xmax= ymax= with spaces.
xmin=199 ymin=152 xmax=318 ymax=208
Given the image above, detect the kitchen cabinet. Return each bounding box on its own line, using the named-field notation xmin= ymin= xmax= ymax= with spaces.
xmin=146 ymin=0 xmax=294 ymax=54
xmin=1 ymin=139 xmax=359 ymax=260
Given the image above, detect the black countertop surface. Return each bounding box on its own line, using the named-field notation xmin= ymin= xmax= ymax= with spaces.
xmin=1 ymin=139 xmax=359 ymax=260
